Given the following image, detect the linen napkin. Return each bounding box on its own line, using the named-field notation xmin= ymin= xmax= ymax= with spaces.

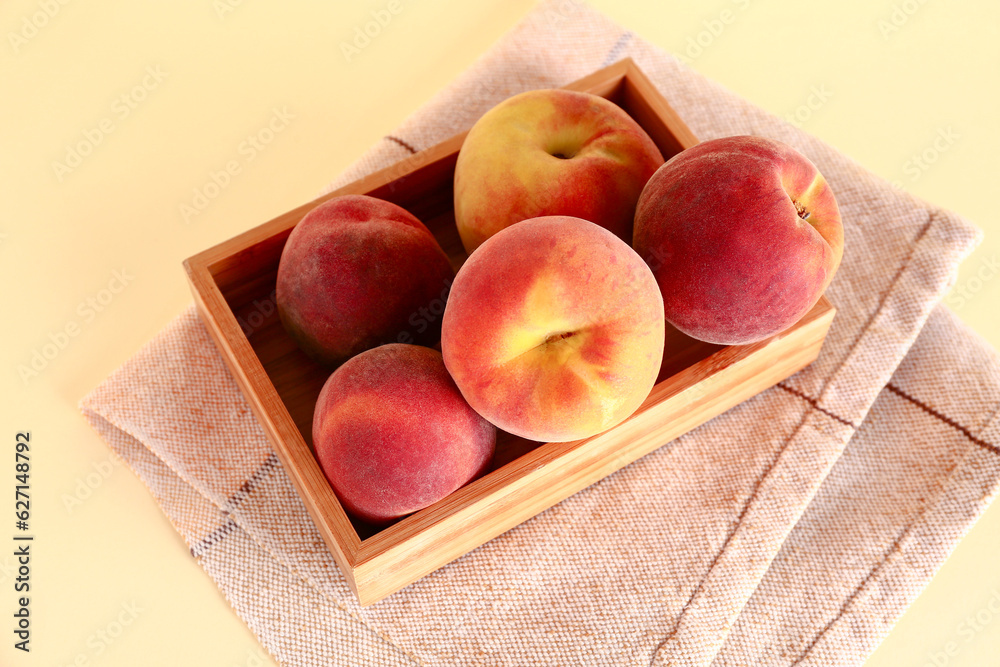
xmin=81 ymin=2 xmax=1000 ymax=665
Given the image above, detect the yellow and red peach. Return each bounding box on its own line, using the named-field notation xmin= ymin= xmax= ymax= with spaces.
xmin=276 ymin=194 xmax=455 ymax=366
xmin=441 ymin=215 xmax=665 ymax=443
xmin=453 ymin=89 xmax=663 ymax=253
xmin=633 ymin=135 xmax=843 ymax=345
xmin=312 ymin=344 xmax=496 ymax=524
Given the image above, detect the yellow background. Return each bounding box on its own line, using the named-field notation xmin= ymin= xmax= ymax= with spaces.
xmin=1 ymin=1 xmax=997 ymax=665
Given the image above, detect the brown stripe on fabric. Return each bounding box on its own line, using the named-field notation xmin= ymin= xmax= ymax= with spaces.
xmin=648 ymin=389 xmax=831 ymax=665
xmin=886 ymin=383 xmax=1000 ymax=456
xmin=777 ymin=382 xmax=857 ymax=428
xmin=601 ymin=31 xmax=633 ymax=67
xmin=223 ymin=452 xmax=280 ymax=515
xmin=385 ymin=135 xmax=418 ymax=154
xmin=787 ymin=384 xmax=998 ymax=664
xmin=190 ymin=518 xmax=237 ymax=558
xmin=789 ymin=526 xmax=913 ymax=666
xmin=840 ymin=216 xmax=934 ymax=357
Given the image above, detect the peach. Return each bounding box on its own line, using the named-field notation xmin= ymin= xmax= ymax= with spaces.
xmin=312 ymin=344 xmax=495 ymax=525
xmin=633 ymin=135 xmax=843 ymax=345
xmin=276 ymin=194 xmax=455 ymax=366
xmin=453 ymin=88 xmax=663 ymax=253
xmin=441 ymin=216 xmax=665 ymax=443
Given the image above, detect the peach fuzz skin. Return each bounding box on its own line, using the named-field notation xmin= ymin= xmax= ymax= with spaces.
xmin=453 ymin=89 xmax=663 ymax=253
xmin=312 ymin=344 xmax=496 ymax=525
xmin=633 ymin=135 xmax=844 ymax=345
xmin=276 ymin=194 xmax=455 ymax=367
xmin=441 ymin=216 xmax=665 ymax=443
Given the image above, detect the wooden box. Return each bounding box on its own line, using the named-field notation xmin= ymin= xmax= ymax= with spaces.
xmin=183 ymin=59 xmax=836 ymax=606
